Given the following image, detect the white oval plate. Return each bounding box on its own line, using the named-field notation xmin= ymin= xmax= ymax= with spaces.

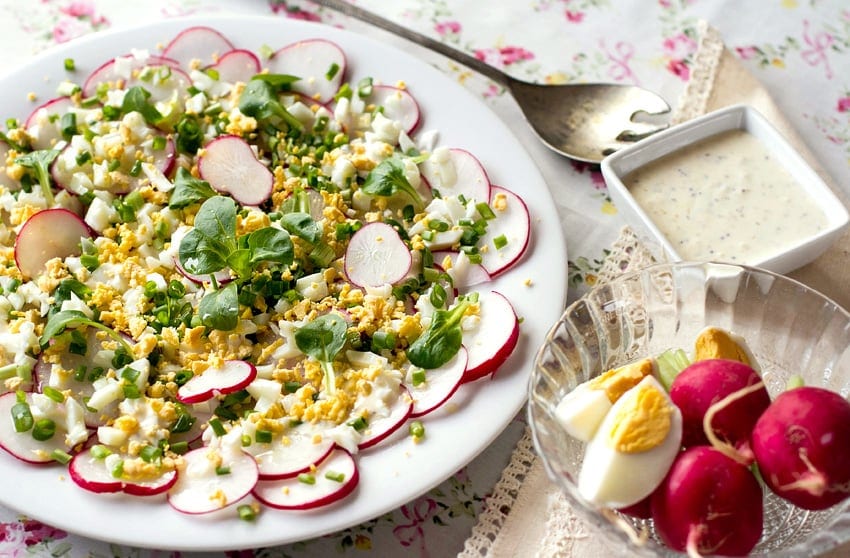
xmin=0 ymin=15 xmax=568 ymax=551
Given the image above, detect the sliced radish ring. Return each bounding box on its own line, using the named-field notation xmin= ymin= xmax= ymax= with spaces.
xmin=198 ymin=134 xmax=273 ymax=206
xmin=344 ymin=222 xmax=412 ymax=288
xmin=167 ymin=447 xmax=259 ymax=514
xmin=69 ymin=448 xmax=177 ymax=496
xmin=478 ymin=185 xmax=531 ymax=277
xmin=243 ymin=426 xmax=335 ymax=480
xmin=0 ymin=392 xmax=70 ymax=464
xmin=14 ymin=208 xmax=93 ymax=280
xmin=176 ymin=360 xmax=257 ymax=405
xmin=432 ymin=250 xmax=492 ymax=289
xmin=173 ymin=257 xmax=233 ymax=286
xmin=420 ymin=148 xmax=491 ymax=202
xmin=24 ymin=97 xmax=75 ymax=151
xmin=358 ymin=387 xmax=414 ymax=450
xmin=408 ymin=347 xmax=468 ymax=417
xmin=82 ymin=54 xmax=188 ymax=102
xmin=267 ymin=39 xmax=346 ymax=103
xmin=162 ymin=25 xmax=236 ymax=69
xmin=252 ymin=448 xmax=358 ymax=510
xmin=366 ymin=85 xmax=421 ymax=135
xmin=206 ymin=49 xmax=260 ymax=84
xmin=461 ymin=291 xmax=520 ymax=383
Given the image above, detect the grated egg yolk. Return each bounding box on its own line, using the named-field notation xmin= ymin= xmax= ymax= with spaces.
xmin=605 ymin=382 xmax=671 ymax=453
xmin=587 ymin=357 xmax=654 ymax=403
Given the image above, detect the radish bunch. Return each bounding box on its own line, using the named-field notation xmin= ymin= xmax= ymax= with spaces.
xmin=558 ymin=327 xmax=850 ymax=556
xmin=0 ymin=24 xmax=533 ymax=521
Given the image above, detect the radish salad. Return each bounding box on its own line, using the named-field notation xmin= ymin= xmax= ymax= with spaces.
xmin=0 ymin=26 xmax=530 ymax=517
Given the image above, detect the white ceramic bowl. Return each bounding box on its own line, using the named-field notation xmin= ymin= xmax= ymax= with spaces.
xmin=529 ymin=261 xmax=850 ymax=557
xmin=600 ymin=104 xmax=849 ymax=274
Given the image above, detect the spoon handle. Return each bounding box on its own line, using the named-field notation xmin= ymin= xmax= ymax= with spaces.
xmin=310 ymin=0 xmax=510 ymax=86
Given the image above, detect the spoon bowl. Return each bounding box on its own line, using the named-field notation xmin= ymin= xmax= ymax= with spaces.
xmin=314 ymin=0 xmax=671 ymax=163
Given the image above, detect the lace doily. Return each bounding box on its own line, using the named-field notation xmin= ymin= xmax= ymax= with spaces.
xmin=671 ymin=20 xmax=724 ymax=125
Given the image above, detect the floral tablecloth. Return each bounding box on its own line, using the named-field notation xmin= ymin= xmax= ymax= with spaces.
xmin=2 ymin=1 xmax=849 ymax=557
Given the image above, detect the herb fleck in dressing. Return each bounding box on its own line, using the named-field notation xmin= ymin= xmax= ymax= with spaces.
xmin=625 ymin=129 xmax=829 ymax=263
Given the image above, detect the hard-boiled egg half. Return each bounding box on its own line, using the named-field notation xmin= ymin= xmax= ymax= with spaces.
xmin=577 ymin=375 xmax=682 ymax=508
xmin=554 ymin=357 xmax=655 ymax=442
xmin=693 ymin=326 xmax=759 ymax=371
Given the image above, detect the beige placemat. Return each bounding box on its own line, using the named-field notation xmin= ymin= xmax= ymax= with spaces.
xmin=460 ymin=20 xmax=850 ymax=558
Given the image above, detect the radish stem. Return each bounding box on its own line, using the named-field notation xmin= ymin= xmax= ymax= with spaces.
xmin=702 ymin=380 xmax=765 ymax=465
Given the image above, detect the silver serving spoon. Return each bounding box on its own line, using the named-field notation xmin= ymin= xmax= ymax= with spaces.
xmin=311 ymin=0 xmax=671 ymax=164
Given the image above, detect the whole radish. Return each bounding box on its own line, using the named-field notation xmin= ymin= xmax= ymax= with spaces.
xmin=751 ymin=386 xmax=850 ymax=510
xmin=669 ymin=358 xmax=770 ymax=463
xmin=651 ymin=446 xmax=763 ymax=556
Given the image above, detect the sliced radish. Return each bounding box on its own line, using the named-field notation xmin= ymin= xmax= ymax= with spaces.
xmin=82 ymin=54 xmax=189 ymax=104
xmin=479 ymin=185 xmax=531 ymax=277
xmin=173 ymin=257 xmax=233 ymax=285
xmin=167 ymin=447 xmax=259 ymax=514
xmin=0 ymin=392 xmax=68 ymax=464
xmin=344 ymin=222 xmax=412 ymax=288
xmin=24 ymin=97 xmax=75 ymax=151
xmin=366 ymin=85 xmax=420 ymax=134
xmin=408 ymin=347 xmax=467 ymax=417
xmin=176 ymin=360 xmax=257 ymax=405
xmin=420 ymin=148 xmax=491 ymax=202
xmin=462 ymin=291 xmax=520 ymax=383
xmin=267 ymin=39 xmax=346 ymax=103
xmin=162 ymin=26 xmax=236 ymax=69
xmin=432 ymin=250 xmax=492 ymax=289
xmin=358 ymin=387 xmax=413 ymax=450
xmin=69 ymin=448 xmax=177 ymax=496
xmin=243 ymin=425 xmax=335 ymax=480
xmin=15 ymin=208 xmax=93 ymax=279
xmin=252 ymin=448 xmax=358 ymax=510
xmin=207 ymin=49 xmax=260 ymax=84
xmin=198 ymin=135 xmax=273 ymax=206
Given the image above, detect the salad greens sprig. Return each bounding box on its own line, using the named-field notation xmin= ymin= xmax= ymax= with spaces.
xmin=407 ymin=293 xmax=477 ymax=369
xmin=294 ymin=313 xmax=348 ymax=395
xmin=15 ymin=149 xmax=59 ymax=206
xmin=40 ymin=309 xmax=134 ymax=356
xmin=361 ymin=156 xmax=425 ymax=211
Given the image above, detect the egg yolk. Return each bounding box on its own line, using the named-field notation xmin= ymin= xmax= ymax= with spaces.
xmin=605 ymin=382 xmax=672 ymax=453
xmin=694 ymin=326 xmax=751 ymax=366
xmin=587 ymin=357 xmax=654 ymax=403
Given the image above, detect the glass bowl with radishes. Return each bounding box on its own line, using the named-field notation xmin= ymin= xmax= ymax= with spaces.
xmin=529 ymin=261 xmax=850 ymax=557
xmin=0 ymin=24 xmax=534 ymax=522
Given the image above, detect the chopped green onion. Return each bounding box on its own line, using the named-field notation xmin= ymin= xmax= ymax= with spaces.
xmin=32 ymin=418 xmax=56 ymax=441
xmin=140 ymin=445 xmax=163 ymax=463
xmin=476 ymin=202 xmax=496 ymax=220
xmin=208 ymin=418 xmax=226 ymax=437
xmin=174 ymin=369 xmax=193 ymax=386
xmin=429 ymin=283 xmax=447 ymax=308
xmin=241 ymin=434 xmax=252 ymax=447
xmin=42 ymin=385 xmax=66 ymax=403
xmin=52 ymin=449 xmax=72 ymax=464
xmin=110 ymin=459 xmax=124 ymax=478
xmin=428 ymin=219 xmax=450 ymax=232
xmin=90 ymin=444 xmax=112 ymax=459
xmin=409 ymin=420 xmax=425 ymax=439
xmin=152 ymin=135 xmax=167 ymax=150
xmin=11 ymin=399 xmax=33 ymax=432
xmin=80 ymin=253 xmax=100 ymax=272
xmin=215 ymin=466 xmax=231 ymax=475
xmin=63 ymin=58 xmax=75 ymax=71
xmin=411 ymin=369 xmax=426 ymax=386
xmin=169 ymin=441 xmax=188 ymax=455
xmin=325 ymin=63 xmax=340 ymax=80
xmin=325 ymin=470 xmax=345 ymax=483
xmin=284 ymin=381 xmax=302 ymax=393
xmin=237 ymin=504 xmax=257 ymax=521
xmin=348 ymin=416 xmax=368 ymax=432
xmin=493 ymin=234 xmax=508 ymax=250
xmin=297 ymin=473 xmax=316 ymax=485
xmin=357 ymin=76 xmax=373 ymax=98
xmin=255 ymin=429 xmax=273 ymax=443
xmin=371 ymin=330 xmax=396 ymax=351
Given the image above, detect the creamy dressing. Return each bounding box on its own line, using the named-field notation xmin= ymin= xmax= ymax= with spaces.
xmin=625 ymin=129 xmax=829 ymax=263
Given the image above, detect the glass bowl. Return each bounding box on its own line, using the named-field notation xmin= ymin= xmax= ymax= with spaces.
xmin=528 ymin=261 xmax=850 ymax=557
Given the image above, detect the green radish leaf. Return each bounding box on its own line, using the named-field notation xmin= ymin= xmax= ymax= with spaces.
xmin=198 ymin=282 xmax=239 ymax=331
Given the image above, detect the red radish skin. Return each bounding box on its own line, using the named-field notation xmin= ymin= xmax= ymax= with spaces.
xmin=176 ymin=360 xmax=257 ymax=404
xmin=252 ymin=448 xmax=359 ymax=510
xmin=752 ymin=386 xmax=850 ymax=511
xmin=367 ymin=85 xmax=421 ymax=134
xmin=206 ymin=49 xmax=261 ymax=84
xmin=344 ymin=222 xmax=412 ymax=289
xmin=167 ymin=447 xmax=259 ymax=514
xmin=419 ymin=148 xmax=491 ymax=203
xmin=15 ymin=208 xmax=93 ymax=279
xmin=651 ymin=446 xmax=763 ymax=557
xmin=69 ymin=448 xmax=177 ymax=496
xmin=461 ymin=291 xmax=520 ymax=383
xmin=82 ymin=55 xmax=190 ymax=104
xmin=479 ymin=185 xmax=531 ymax=277
xmin=24 ymin=97 xmax=75 ymax=151
xmin=669 ymin=358 xmax=770 ymax=463
xmin=358 ymin=387 xmax=414 ymax=450
xmin=408 ymin=347 xmax=468 ymax=417
xmin=267 ymin=39 xmax=347 ymax=103
xmin=162 ymin=25 xmax=236 ymax=69
xmin=198 ymin=135 xmax=274 ymax=206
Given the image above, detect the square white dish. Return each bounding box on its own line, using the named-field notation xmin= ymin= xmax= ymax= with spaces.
xmin=601 ymin=104 xmax=849 ymax=274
